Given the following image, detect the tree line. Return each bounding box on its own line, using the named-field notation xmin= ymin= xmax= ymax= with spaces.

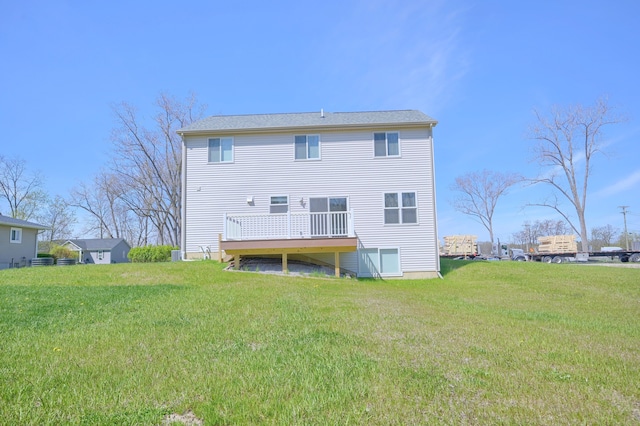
xmin=0 ymin=93 xmax=206 ymax=248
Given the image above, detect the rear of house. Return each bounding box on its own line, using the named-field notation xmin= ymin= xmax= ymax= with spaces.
xmin=62 ymin=238 xmax=131 ymax=264
xmin=179 ymin=110 xmax=439 ymax=278
xmin=0 ymin=215 xmax=47 ymax=270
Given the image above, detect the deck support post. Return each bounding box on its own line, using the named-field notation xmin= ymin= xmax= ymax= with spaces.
xmin=234 ymin=254 xmax=241 ymax=270
xmin=334 ymin=252 xmax=340 ymax=277
xmin=282 ymin=253 xmax=288 ymax=273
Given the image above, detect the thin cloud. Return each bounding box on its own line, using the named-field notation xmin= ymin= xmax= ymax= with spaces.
xmin=325 ymin=0 xmax=469 ymax=112
xmin=593 ymin=169 xmax=640 ymax=198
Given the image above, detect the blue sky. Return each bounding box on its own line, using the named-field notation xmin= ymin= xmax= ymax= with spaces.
xmin=1 ymin=0 xmax=639 ymax=241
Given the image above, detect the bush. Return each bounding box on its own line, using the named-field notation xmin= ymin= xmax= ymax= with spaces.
xmin=128 ymin=245 xmax=178 ymax=263
xmin=49 ymin=244 xmax=76 ymax=260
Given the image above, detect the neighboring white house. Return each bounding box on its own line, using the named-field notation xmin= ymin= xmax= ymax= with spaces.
xmin=0 ymin=214 xmax=48 ymax=270
xmin=61 ymin=238 xmax=131 ymax=264
xmin=178 ymin=110 xmax=439 ymax=278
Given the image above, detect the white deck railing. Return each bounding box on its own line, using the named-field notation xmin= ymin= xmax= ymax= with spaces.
xmin=223 ymin=210 xmax=355 ymax=241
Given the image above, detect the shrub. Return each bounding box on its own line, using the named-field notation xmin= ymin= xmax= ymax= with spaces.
xmin=49 ymin=244 xmax=76 ymax=260
xmin=128 ymin=245 xmax=178 ymax=263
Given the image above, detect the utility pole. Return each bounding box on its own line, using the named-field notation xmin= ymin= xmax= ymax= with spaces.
xmin=619 ymin=206 xmax=629 ymax=250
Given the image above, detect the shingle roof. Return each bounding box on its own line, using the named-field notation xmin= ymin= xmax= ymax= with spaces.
xmin=178 ymin=110 xmax=437 ymax=134
xmin=0 ymin=215 xmax=48 ymax=229
xmin=65 ymin=238 xmax=130 ymax=251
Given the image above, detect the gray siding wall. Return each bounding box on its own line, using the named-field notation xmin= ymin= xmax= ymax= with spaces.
xmin=183 ymin=127 xmax=438 ymax=275
xmin=86 ymin=250 xmax=112 ymax=264
xmin=110 ymin=241 xmax=131 ymax=263
xmin=0 ymin=226 xmax=39 ymax=269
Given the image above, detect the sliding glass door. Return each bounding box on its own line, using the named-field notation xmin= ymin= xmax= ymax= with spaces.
xmin=309 ymin=197 xmax=347 ymax=237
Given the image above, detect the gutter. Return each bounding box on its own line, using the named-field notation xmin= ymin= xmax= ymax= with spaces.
xmin=177 ymin=121 xmax=438 ymax=137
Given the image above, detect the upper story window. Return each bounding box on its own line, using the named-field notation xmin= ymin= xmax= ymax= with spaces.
xmin=270 ymin=196 xmax=289 ymax=213
xmin=384 ymin=192 xmax=417 ymax=224
xmin=374 ymin=132 xmax=400 ymax=157
xmin=295 ymin=135 xmax=320 ymax=160
xmin=10 ymin=227 xmax=22 ymax=243
xmin=208 ymin=137 xmax=234 ymax=163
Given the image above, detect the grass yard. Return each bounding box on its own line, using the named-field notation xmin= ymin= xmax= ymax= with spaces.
xmin=0 ymin=260 xmax=639 ymax=425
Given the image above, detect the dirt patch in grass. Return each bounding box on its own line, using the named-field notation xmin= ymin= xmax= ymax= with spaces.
xmin=162 ymin=410 xmax=203 ymax=425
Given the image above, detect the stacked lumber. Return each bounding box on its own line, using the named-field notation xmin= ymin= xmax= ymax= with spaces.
xmin=537 ymin=235 xmax=577 ymax=253
xmin=442 ymin=235 xmax=477 ymax=256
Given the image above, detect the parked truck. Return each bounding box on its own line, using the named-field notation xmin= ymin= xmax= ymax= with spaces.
xmin=510 ymin=234 xmax=640 ymax=263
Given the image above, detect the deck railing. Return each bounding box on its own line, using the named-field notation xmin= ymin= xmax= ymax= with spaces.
xmin=224 ymin=210 xmax=355 ymax=241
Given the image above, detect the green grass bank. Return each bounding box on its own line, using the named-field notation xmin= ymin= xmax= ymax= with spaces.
xmin=1 ymin=260 xmax=638 ymax=424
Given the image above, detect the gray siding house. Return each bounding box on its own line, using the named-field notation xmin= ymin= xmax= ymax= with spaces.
xmin=62 ymin=238 xmax=131 ymax=264
xmin=0 ymin=214 xmax=47 ymax=270
xmin=178 ymin=110 xmax=439 ymax=278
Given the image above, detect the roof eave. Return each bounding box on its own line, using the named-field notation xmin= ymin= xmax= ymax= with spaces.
xmin=0 ymin=222 xmax=49 ymax=230
xmin=177 ymin=120 xmax=438 ymax=137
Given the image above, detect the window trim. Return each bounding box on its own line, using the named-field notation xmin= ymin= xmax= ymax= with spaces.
xmin=373 ymin=131 xmax=400 ymax=158
xmin=208 ymin=136 xmax=234 ymax=163
xmin=294 ymin=134 xmax=321 ymax=161
xmin=383 ymin=191 xmax=418 ymax=225
xmin=270 ymin=195 xmax=289 ymax=214
xmin=10 ymin=227 xmax=22 ymax=244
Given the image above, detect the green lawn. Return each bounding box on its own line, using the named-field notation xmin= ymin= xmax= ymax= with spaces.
xmin=1 ymin=260 xmax=639 ymax=425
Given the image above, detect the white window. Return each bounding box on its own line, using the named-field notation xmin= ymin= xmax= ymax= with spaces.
xmin=295 ymin=135 xmax=320 ymax=160
xmin=358 ymin=248 xmax=401 ymax=277
xmin=208 ymin=137 xmax=234 ymax=163
xmin=98 ymin=250 xmax=104 ymax=260
xmin=10 ymin=227 xmax=22 ymax=243
xmin=384 ymin=192 xmax=417 ymax=224
xmin=270 ymin=196 xmax=289 ymax=213
xmin=374 ymin=132 xmax=399 ymax=157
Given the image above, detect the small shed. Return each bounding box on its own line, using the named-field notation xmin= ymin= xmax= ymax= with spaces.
xmin=62 ymin=238 xmax=131 ymax=264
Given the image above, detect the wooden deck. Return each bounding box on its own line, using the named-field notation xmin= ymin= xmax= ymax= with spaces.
xmin=221 ymin=237 xmax=358 ymax=277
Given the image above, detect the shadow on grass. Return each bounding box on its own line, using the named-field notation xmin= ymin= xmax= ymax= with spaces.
xmin=439 ymin=257 xmax=478 ymax=277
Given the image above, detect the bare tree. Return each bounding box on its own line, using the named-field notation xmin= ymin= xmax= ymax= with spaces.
xmin=527 ymin=97 xmax=623 ymax=250
xmin=69 ymin=171 xmax=152 ymax=245
xmin=36 ymin=195 xmax=77 ymax=243
xmin=590 ymin=224 xmax=619 ymax=250
xmin=0 ymin=156 xmax=47 ymax=220
xmin=535 ymin=218 xmax=572 ymax=237
xmin=69 ymin=176 xmax=119 ymax=239
xmin=109 ymin=93 xmax=206 ymax=246
xmin=512 ymin=219 xmax=572 ymax=248
xmin=451 ymin=170 xmax=523 ymax=244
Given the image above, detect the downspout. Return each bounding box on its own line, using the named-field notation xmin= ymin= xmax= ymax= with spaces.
xmin=34 ymin=230 xmax=41 ymax=260
xmin=428 ymin=123 xmax=443 ymax=279
xmin=180 ymin=132 xmax=187 ymax=260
